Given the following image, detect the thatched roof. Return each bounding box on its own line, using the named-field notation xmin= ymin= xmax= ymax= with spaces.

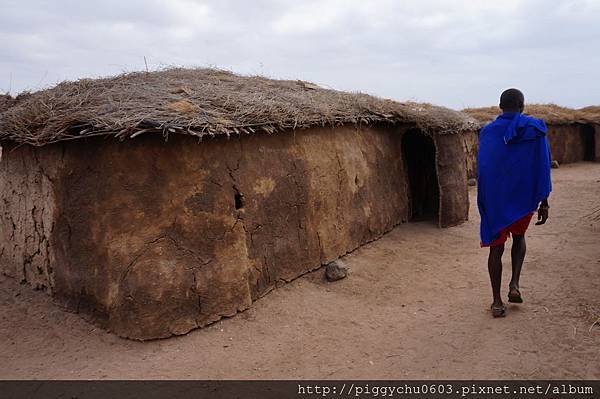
xmin=0 ymin=94 xmax=17 ymax=114
xmin=578 ymin=106 xmax=600 ymax=123
xmin=463 ymin=104 xmax=600 ymax=126
xmin=0 ymin=68 xmax=478 ymax=146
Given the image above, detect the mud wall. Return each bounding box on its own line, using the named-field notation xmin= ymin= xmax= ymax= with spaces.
xmin=462 ymin=130 xmax=479 ymax=179
xmin=435 ymin=133 xmax=469 ymax=227
xmin=1 ymin=125 xmax=468 ymax=339
xmin=0 ymin=144 xmax=62 ymax=290
xmin=546 ymin=124 xmax=589 ymax=164
xmin=463 ymin=123 xmax=598 ymax=178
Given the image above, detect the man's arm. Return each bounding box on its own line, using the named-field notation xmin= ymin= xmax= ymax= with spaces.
xmin=536 ymin=198 xmax=549 ymax=225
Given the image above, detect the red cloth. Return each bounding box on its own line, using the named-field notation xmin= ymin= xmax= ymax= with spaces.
xmin=481 ymin=212 xmax=534 ymax=247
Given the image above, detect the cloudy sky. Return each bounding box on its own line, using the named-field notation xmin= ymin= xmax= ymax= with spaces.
xmin=1 ymin=0 xmax=599 ymax=109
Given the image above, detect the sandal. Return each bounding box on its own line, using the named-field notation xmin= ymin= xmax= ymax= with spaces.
xmin=508 ymin=288 xmax=523 ymax=303
xmin=491 ymin=303 xmax=507 ymax=318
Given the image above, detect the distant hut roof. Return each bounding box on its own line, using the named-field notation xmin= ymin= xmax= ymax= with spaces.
xmin=463 ymin=104 xmax=600 ymax=126
xmin=0 ymin=68 xmax=478 ymax=146
xmin=577 ymin=106 xmax=600 ymax=123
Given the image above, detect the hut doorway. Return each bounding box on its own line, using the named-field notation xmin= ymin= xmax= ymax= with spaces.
xmin=581 ymin=125 xmax=596 ymax=161
xmin=402 ymin=129 xmax=439 ymax=222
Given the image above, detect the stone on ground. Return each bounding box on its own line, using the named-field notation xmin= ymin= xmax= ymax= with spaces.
xmin=325 ymin=260 xmax=348 ymax=282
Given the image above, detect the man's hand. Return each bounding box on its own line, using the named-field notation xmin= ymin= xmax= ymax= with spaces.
xmin=536 ymin=199 xmax=549 ymax=225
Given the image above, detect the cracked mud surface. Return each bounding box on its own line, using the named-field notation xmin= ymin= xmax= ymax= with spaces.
xmin=3 ymin=126 xmax=427 ymax=339
xmin=1 ymin=163 xmax=598 ymax=379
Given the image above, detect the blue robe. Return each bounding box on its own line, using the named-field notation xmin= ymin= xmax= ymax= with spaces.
xmin=477 ymin=112 xmax=552 ymax=245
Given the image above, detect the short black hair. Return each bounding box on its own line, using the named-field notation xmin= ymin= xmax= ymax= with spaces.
xmin=500 ymin=88 xmax=524 ymax=111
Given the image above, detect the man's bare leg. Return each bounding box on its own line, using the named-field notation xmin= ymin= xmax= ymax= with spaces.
xmin=509 ymin=234 xmax=526 ymax=302
xmin=488 ymin=244 xmax=505 ymax=312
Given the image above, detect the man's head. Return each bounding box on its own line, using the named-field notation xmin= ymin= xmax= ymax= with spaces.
xmin=499 ymin=88 xmax=524 ymax=113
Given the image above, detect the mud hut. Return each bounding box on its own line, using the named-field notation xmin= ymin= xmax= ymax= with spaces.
xmin=464 ymin=105 xmax=600 ymax=177
xmin=0 ymin=69 xmax=477 ymax=340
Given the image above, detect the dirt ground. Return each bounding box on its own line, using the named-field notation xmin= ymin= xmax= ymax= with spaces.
xmin=1 ymin=162 xmax=599 ymax=380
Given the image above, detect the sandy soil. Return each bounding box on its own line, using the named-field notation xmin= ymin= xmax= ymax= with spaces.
xmin=1 ymin=162 xmax=599 ymax=380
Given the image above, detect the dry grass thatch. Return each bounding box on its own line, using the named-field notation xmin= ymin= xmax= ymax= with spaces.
xmin=0 ymin=68 xmax=478 ymax=146
xmin=0 ymin=94 xmax=17 ymax=114
xmin=578 ymin=106 xmax=600 ymax=123
xmin=463 ymin=104 xmax=600 ymax=125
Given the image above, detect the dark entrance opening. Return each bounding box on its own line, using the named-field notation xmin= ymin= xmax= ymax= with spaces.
xmin=581 ymin=124 xmax=596 ymax=161
xmin=402 ymin=129 xmax=439 ymax=222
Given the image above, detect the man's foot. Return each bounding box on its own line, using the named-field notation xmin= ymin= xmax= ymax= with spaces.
xmin=508 ymin=287 xmax=523 ymax=303
xmin=490 ymin=303 xmax=507 ymax=318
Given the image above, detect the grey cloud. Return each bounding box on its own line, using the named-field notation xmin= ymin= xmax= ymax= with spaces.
xmin=0 ymin=0 xmax=598 ymax=108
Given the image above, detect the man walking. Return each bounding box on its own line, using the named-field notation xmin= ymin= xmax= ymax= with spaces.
xmin=477 ymin=89 xmax=552 ymax=317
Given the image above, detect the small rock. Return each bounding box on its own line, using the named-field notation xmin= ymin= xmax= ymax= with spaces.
xmin=551 ymin=160 xmax=560 ymax=169
xmin=325 ymin=260 xmax=348 ymax=282
xmin=467 ymin=178 xmax=477 ymax=186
